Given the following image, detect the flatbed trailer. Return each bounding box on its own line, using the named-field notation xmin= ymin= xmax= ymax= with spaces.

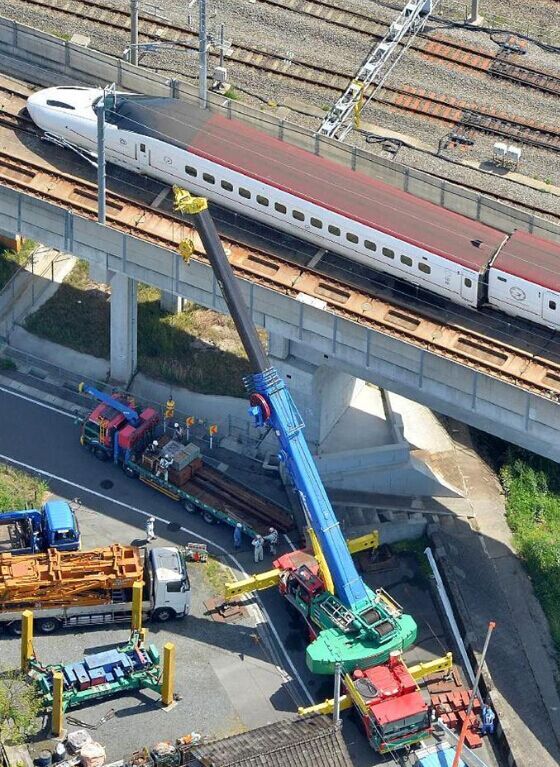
xmin=127 ymin=456 xmax=292 ymax=537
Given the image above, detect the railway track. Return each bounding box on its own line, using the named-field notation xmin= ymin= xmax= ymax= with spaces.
xmin=17 ymin=0 xmax=560 ymax=152
xmin=261 ymin=0 xmax=560 ymax=98
xmin=24 ymin=0 xmax=560 ymax=99
xmin=0 ymin=145 xmax=559 ymax=402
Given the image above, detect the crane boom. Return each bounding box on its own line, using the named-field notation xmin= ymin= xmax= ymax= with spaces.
xmin=173 ymin=189 xmax=370 ymax=610
xmin=78 ymin=383 xmax=141 ymax=427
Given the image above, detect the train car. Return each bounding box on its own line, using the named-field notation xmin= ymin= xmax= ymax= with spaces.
xmin=488 ymin=230 xmax=560 ymax=330
xmin=27 ymin=87 xmax=503 ymax=309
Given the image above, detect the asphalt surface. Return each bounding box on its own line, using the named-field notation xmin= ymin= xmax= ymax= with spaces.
xmin=0 ymin=382 xmax=500 ymax=766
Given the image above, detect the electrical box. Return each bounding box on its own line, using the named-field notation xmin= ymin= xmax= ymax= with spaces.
xmin=213 ymin=66 xmax=228 ymax=84
xmin=505 ymin=145 xmax=522 ymax=166
xmin=493 ymin=142 xmax=507 ymax=160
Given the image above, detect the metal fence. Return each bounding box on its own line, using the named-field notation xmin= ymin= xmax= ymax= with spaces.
xmin=0 ymin=18 xmax=557 ymax=243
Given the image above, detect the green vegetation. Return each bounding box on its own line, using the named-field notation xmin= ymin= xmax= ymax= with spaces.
xmin=0 ymin=463 xmax=47 ymax=512
xmin=0 ymin=670 xmax=41 ymax=745
xmin=25 ymin=261 xmax=253 ymax=396
xmin=391 ymin=536 xmax=432 ymax=580
xmin=204 ymin=556 xmax=231 ymax=594
xmin=499 ymin=448 xmax=560 ymax=651
xmin=49 ymin=30 xmax=72 ymax=41
xmin=0 ymin=240 xmax=36 ymax=290
xmin=0 ymin=357 xmax=16 ymax=371
xmin=224 ymin=87 xmax=241 ymax=101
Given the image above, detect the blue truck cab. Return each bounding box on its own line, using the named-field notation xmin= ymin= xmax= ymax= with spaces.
xmin=42 ymin=500 xmax=80 ymax=551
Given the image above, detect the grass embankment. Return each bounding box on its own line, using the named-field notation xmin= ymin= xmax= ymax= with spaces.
xmin=25 ymin=261 xmax=255 ymax=397
xmin=498 ymin=449 xmax=560 ymax=651
xmin=0 ymin=240 xmax=36 ymax=290
xmin=0 ymin=462 xmax=47 ymax=511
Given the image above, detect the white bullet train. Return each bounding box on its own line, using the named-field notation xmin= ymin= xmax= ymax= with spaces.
xmin=26 ymin=86 xmax=560 ymax=331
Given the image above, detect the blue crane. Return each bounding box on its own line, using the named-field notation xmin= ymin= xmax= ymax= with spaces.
xmin=78 ymin=383 xmax=141 ymax=427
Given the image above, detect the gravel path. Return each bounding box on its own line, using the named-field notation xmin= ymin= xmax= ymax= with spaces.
xmin=1 ymin=0 xmax=558 ymax=217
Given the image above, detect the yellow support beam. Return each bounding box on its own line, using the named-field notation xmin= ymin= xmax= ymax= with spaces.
xmin=224 ymin=569 xmax=281 ymax=599
xmin=298 ymin=695 xmax=352 ymax=717
xmin=161 ymin=642 xmax=176 ymax=706
xmin=131 ymin=581 xmax=144 ymax=631
xmin=20 ymin=610 xmax=33 ymax=671
xmin=308 ymin=527 xmax=335 ymax=595
xmin=52 ymin=671 xmax=64 ymax=736
xmin=347 ymin=530 xmax=379 ymax=554
xmin=407 ymin=652 xmax=453 ymax=682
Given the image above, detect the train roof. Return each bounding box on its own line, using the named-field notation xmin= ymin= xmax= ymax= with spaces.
xmin=492 ymin=230 xmax=560 ymax=293
xmin=111 ymin=96 xmax=503 ymax=271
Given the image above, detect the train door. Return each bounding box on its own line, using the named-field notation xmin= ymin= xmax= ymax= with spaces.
xmin=460 ymin=271 xmax=477 ymax=305
xmin=542 ymin=291 xmax=560 ymax=327
xmin=136 ymin=141 xmax=151 ymax=169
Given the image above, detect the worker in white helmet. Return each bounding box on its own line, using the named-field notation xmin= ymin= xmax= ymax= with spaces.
xmin=147 ymin=439 xmax=159 ymax=454
xmin=252 ymin=534 xmax=264 ymax=563
xmin=173 ymin=422 xmax=185 ymax=441
xmin=265 ymin=526 xmax=279 ymax=555
xmin=146 ymin=515 xmax=156 ymax=542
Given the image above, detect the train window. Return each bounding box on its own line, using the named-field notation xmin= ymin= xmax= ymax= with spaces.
xmin=46 ymin=100 xmax=75 ymax=110
xmin=185 ymin=165 xmax=197 ymax=177
xmin=256 ymin=195 xmax=269 ymax=206
xmin=549 ymin=300 xmax=557 ymax=311
xmin=239 ymin=188 xmax=251 ymax=199
xmin=346 ymin=233 xmax=359 ymax=244
xmin=275 ymin=203 xmax=287 ymax=214
xmin=464 ymin=277 xmax=472 ymax=288
xmin=364 ymin=240 xmax=377 ymax=251
xmin=310 ymin=218 xmax=323 ymax=229
xmin=221 ymin=180 xmax=233 ymax=191
xmin=401 ymin=255 xmax=413 ymax=267
xmin=203 ymin=173 xmax=215 ymax=184
xmin=140 ymin=143 xmax=146 ymax=153
xmin=292 ymin=210 xmax=305 ymax=221
xmin=497 ymin=276 xmax=507 ymax=283
xmin=382 ymin=247 xmax=395 ymax=259
xmin=328 ymin=225 xmax=341 ymax=236
xmin=418 ymin=263 xmax=431 ymax=274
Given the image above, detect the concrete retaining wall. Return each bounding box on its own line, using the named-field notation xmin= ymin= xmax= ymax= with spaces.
xmin=0 ymin=18 xmax=557 ymax=243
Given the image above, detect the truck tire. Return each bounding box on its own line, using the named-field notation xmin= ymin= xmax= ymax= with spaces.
xmin=8 ymin=621 xmax=22 ymax=636
xmin=152 ymin=607 xmax=175 ymax=623
xmin=37 ymin=617 xmax=60 ymax=635
xmin=202 ymin=511 xmax=216 ymax=525
xmin=182 ymin=500 xmax=198 ymax=514
xmin=93 ymin=446 xmax=109 ymax=462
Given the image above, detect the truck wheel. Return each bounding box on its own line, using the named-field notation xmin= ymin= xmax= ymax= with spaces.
xmin=123 ymin=466 xmax=137 ymax=478
xmin=152 ymin=607 xmax=175 ymax=623
xmin=202 ymin=511 xmax=216 ymax=525
xmin=8 ymin=621 xmax=22 ymax=636
xmin=93 ymin=446 xmax=109 ymax=462
xmin=38 ymin=618 xmax=60 ymax=635
xmin=183 ymin=500 xmax=198 ymax=514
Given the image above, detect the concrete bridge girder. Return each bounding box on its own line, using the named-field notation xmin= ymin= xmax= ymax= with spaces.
xmin=1 ymin=186 xmax=560 ymax=461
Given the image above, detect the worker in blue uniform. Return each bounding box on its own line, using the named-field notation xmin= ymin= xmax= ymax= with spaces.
xmin=480 ymin=704 xmax=495 ymax=735
xmin=233 ymin=523 xmax=243 ymax=550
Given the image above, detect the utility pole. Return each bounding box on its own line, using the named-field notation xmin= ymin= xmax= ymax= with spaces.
xmin=95 ymin=94 xmax=106 ymax=225
xmin=130 ymin=0 xmax=139 ymax=65
xmin=199 ymin=0 xmax=208 ymax=108
xmin=451 ymin=621 xmax=496 ymax=767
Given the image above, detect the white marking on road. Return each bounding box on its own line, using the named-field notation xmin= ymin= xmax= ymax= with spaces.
xmin=0 ymin=385 xmax=76 ymax=418
xmin=151 ymin=186 xmax=170 ymax=208
xmin=0 ymin=452 xmax=314 ymax=706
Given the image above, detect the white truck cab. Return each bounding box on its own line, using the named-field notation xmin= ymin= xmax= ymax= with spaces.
xmin=149 ymin=546 xmax=191 ymax=621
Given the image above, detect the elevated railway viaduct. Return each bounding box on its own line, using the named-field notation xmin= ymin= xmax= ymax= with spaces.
xmin=1 ymin=21 xmax=560 ymax=462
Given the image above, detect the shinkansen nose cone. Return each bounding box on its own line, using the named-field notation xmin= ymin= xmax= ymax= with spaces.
xmin=26 ymin=86 xmax=103 ymax=132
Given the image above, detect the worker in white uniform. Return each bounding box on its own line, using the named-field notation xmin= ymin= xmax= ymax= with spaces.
xmin=265 ymin=527 xmax=278 ymax=555
xmin=252 ymin=535 xmax=264 ymax=563
xmin=146 ymin=515 xmax=156 ymax=542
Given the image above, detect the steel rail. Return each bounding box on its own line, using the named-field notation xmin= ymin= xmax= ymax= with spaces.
xmin=0 ymin=148 xmax=559 ymax=399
